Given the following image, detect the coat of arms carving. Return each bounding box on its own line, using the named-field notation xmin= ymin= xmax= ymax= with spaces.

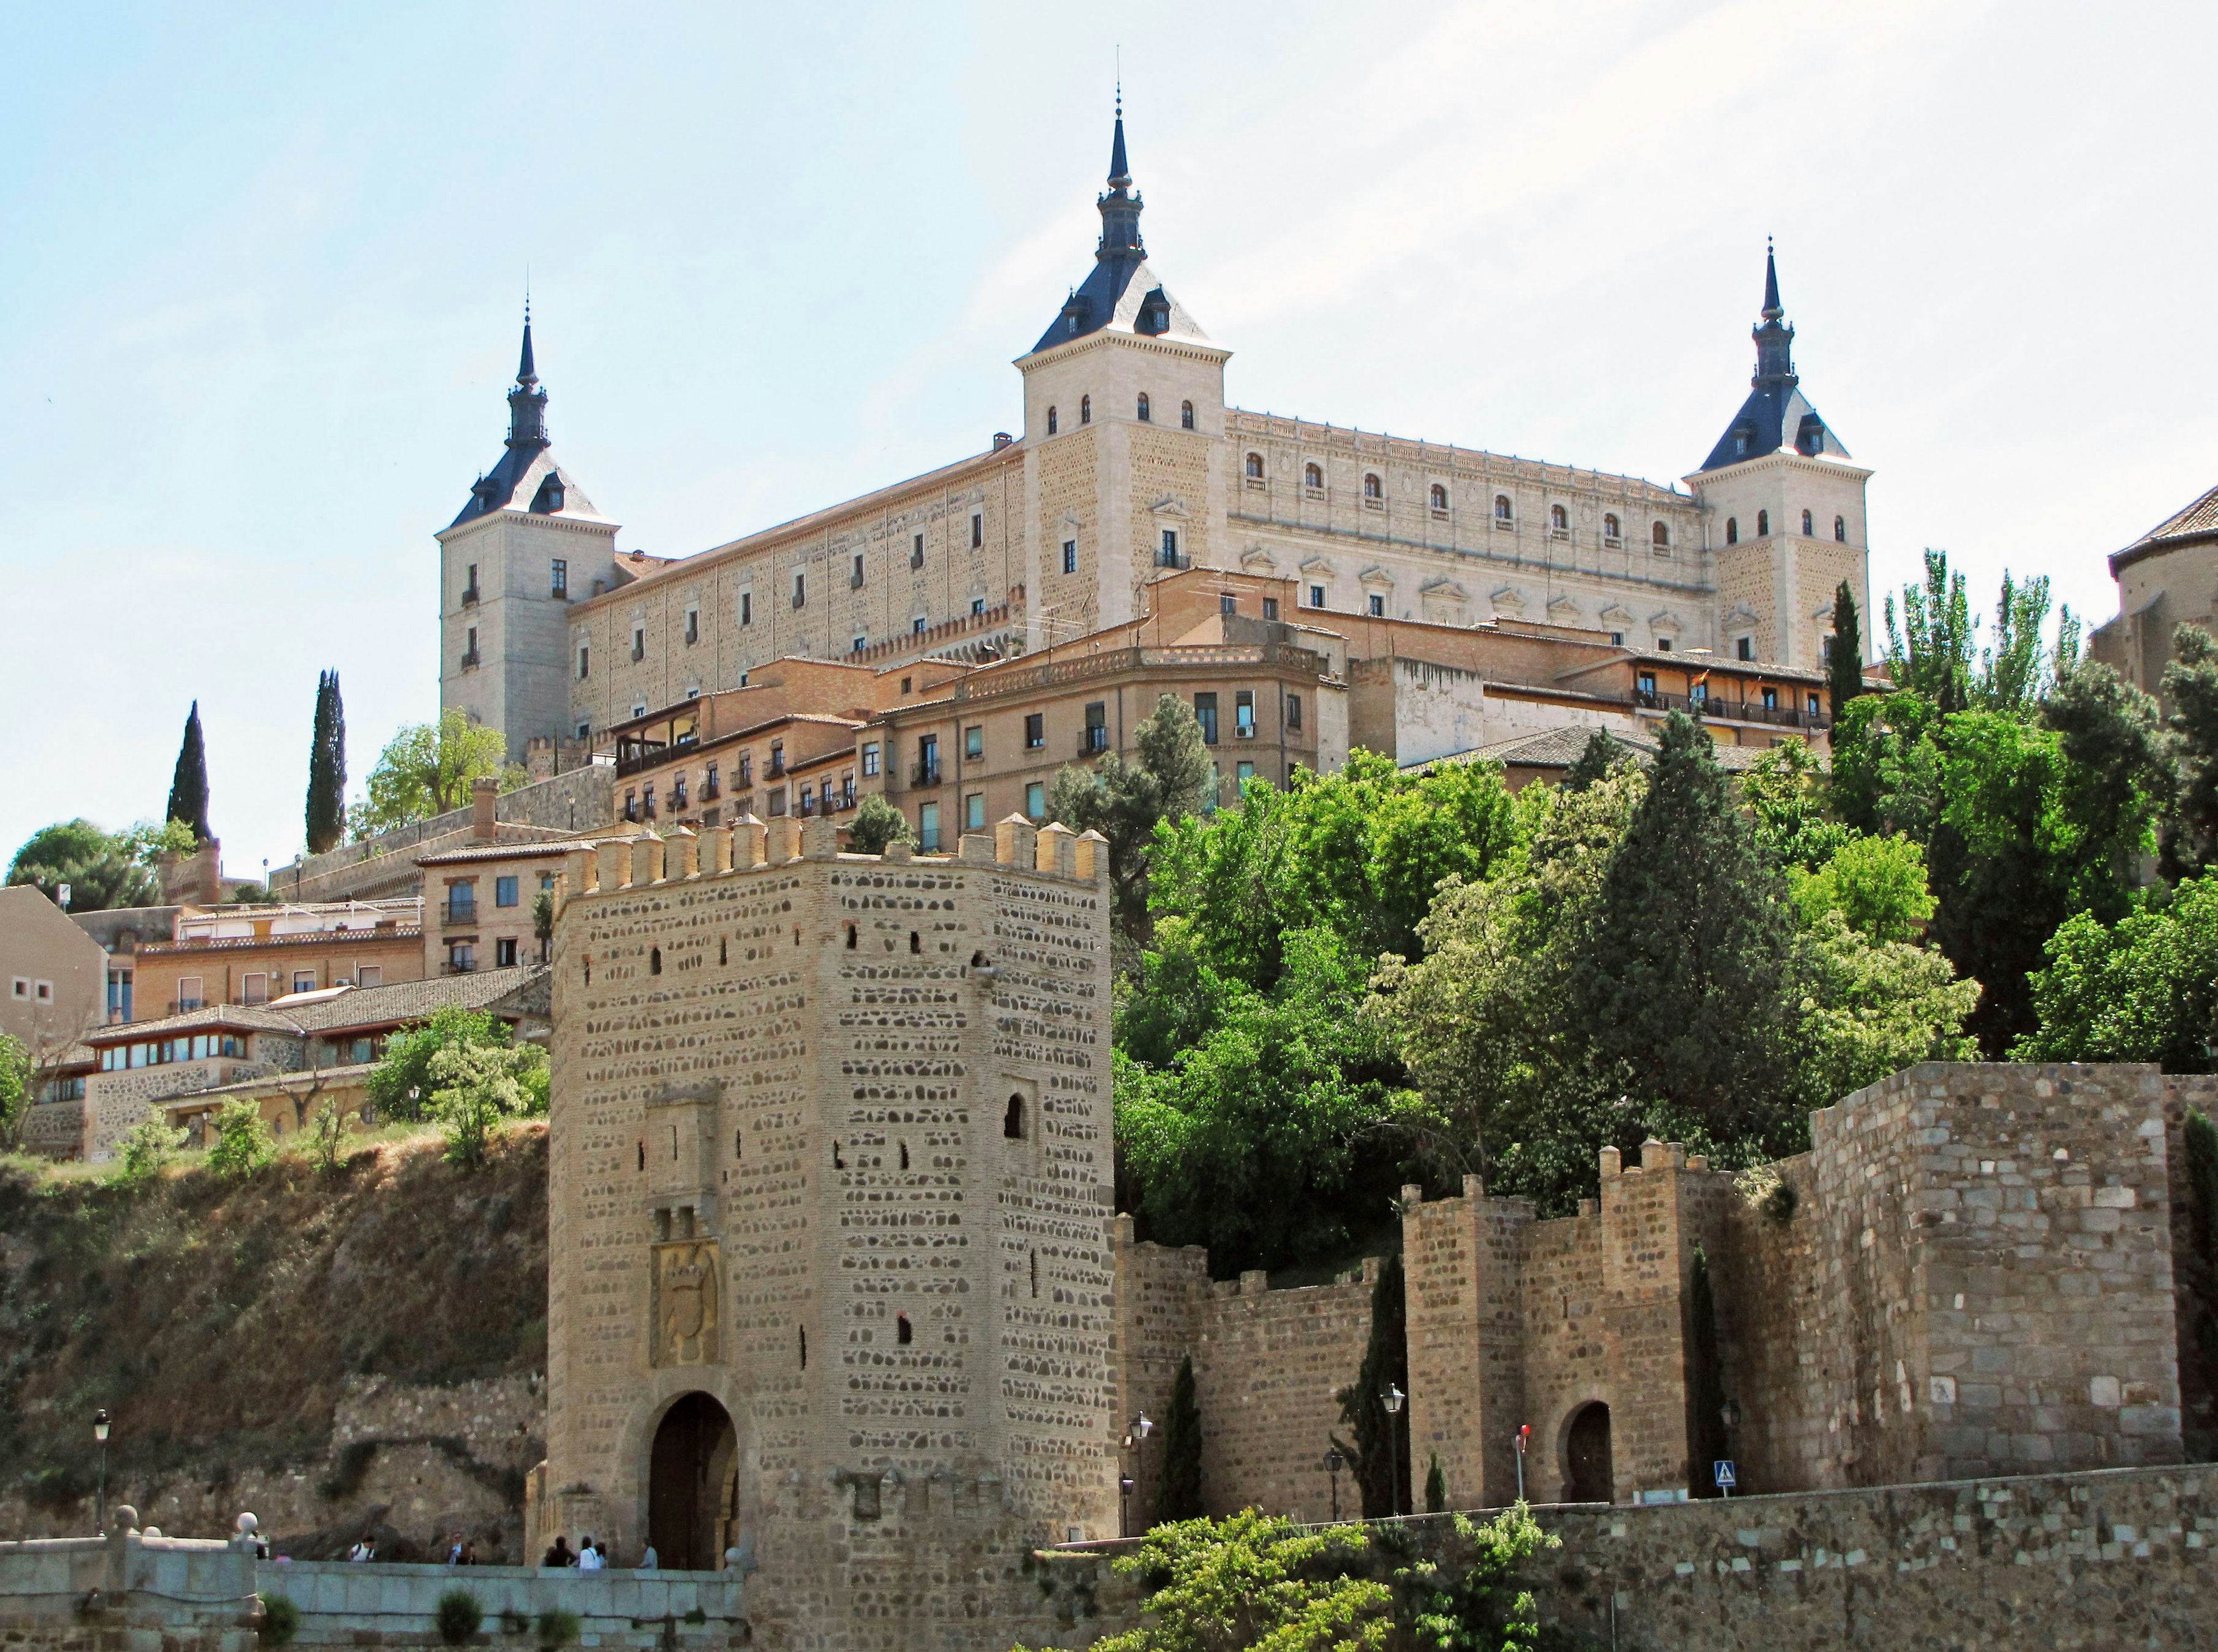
xmin=651 ymin=1239 xmax=720 ymax=1367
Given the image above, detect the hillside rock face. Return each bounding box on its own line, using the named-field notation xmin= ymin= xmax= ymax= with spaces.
xmin=0 ymin=1129 xmax=548 ymax=1557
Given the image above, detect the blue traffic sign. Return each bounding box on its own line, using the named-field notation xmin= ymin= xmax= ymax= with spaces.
xmin=1713 ymin=1460 xmax=1736 ymax=1488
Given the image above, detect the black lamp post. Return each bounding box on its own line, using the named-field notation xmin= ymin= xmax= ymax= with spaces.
xmin=92 ymin=1409 xmax=110 ymax=1536
xmin=1324 ymin=1448 xmax=1344 ymax=1522
xmin=1122 ymin=1412 xmax=1153 ymax=1535
xmin=1381 ymin=1384 xmax=1405 ymax=1517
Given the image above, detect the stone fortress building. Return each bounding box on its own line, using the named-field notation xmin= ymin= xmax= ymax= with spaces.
xmin=437 ymin=106 xmax=1874 ymax=772
xmin=530 ymin=797 xmax=2216 ymax=1648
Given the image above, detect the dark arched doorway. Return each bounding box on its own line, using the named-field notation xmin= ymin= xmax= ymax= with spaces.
xmin=1564 ymin=1403 xmax=1613 ymax=1503
xmin=649 ymin=1392 xmax=738 ymax=1570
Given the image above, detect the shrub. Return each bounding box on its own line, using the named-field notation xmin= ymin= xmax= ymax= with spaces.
xmin=435 ymin=1588 xmax=483 ymax=1646
xmin=535 ymin=1609 xmax=580 ymax=1649
xmin=207 ymin=1097 xmax=277 ymax=1178
xmin=846 ymin=794 xmax=915 ymax=856
xmin=259 ymin=1594 xmax=301 ymax=1647
xmin=113 ymin=1104 xmax=188 ymax=1185
xmin=318 ymin=1440 xmax=378 ymax=1501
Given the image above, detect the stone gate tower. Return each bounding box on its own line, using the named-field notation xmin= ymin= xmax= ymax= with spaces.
xmin=536 ymin=814 xmax=1117 ymax=1647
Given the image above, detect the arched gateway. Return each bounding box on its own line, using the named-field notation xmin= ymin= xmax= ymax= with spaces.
xmin=1564 ymin=1402 xmax=1613 ymax=1503
xmin=648 ymin=1392 xmax=738 ymax=1571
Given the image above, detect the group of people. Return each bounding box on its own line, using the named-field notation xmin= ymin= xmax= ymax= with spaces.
xmin=539 ymin=1535 xmax=650 ymax=1570
xmin=342 ymin=1530 xmax=481 ymax=1564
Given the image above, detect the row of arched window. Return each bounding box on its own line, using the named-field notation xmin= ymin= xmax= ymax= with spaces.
xmin=1249 ymin=457 xmax=1676 ymax=547
xmin=1724 ymin=510 xmax=1851 ymax=545
xmin=1047 ymin=396 xmax=1196 ymax=436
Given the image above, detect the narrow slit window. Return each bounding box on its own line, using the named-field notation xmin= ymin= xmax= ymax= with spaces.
xmin=1004 ymin=1095 xmax=1025 ymax=1140
xmin=896 ymin=1313 xmax=913 ymax=1346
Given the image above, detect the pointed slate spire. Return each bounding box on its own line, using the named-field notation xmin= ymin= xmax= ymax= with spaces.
xmin=1096 ymin=93 xmax=1144 ymax=261
xmin=508 ymin=304 xmax=549 ymax=451
xmin=1751 ymin=240 xmax=1796 ymax=387
xmin=1108 ymin=87 xmax=1132 ymax=189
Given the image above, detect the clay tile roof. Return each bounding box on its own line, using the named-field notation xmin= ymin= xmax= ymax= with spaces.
xmin=1412 ymin=725 xmax=1795 ymax=776
xmin=2113 ymin=480 xmax=2218 ymax=575
xmin=282 ymin=964 xmax=550 ymax=1033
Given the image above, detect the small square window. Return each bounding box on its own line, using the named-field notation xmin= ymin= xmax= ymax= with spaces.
xmin=1025 ymin=713 xmax=1044 ymax=749
xmin=358 ymin=966 xmax=382 ymax=988
xmin=1025 ymin=782 xmax=1046 ymax=820
xmin=1287 ymin=694 xmax=1302 ymax=731
xmin=1309 ymin=585 xmax=1326 ymax=608
xmin=496 ymin=937 xmax=519 ymax=968
xmin=1737 ymin=637 xmax=1754 ymax=661
xmin=965 ymin=725 xmax=984 ymax=760
xmin=1368 ymin=594 xmax=1385 ymax=617
xmin=496 ymin=876 xmax=519 ymax=907
xmin=1263 ymin=598 xmax=1279 ymax=621
xmin=293 ymin=972 xmax=316 ymax=995
xmin=971 ymin=597 xmax=985 ymax=616
xmin=966 ymin=792 xmax=986 ymax=831
xmin=913 ymin=615 xmax=928 ymax=635
xmin=862 ymin=742 xmax=881 ymax=776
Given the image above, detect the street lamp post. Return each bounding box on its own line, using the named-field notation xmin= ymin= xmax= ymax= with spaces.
xmin=92 ymin=1410 xmax=110 ymax=1536
xmin=1380 ymin=1385 xmax=1405 ymax=1518
xmin=1324 ymin=1448 xmax=1344 ymax=1522
xmin=1122 ymin=1412 xmax=1153 ymax=1535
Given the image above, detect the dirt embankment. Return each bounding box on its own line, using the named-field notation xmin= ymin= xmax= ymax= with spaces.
xmin=0 ymin=1127 xmax=548 ymax=1558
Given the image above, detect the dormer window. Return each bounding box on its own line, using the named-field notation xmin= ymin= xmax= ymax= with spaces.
xmin=1137 ymin=287 xmax=1172 ymax=334
xmin=1137 ymin=393 xmax=1151 ymax=422
xmin=1734 ymin=430 xmax=1750 ymax=456
xmin=531 ymin=473 xmax=564 ymax=513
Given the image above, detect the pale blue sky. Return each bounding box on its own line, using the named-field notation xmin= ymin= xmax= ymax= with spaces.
xmin=5 ymin=1 xmax=2213 ymax=879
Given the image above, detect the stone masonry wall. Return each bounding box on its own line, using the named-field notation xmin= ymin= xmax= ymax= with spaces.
xmin=1010 ymin=1463 xmax=2218 ymax=1652
xmin=544 ymin=816 xmax=1115 ymax=1651
xmin=1112 ymin=1234 xmax=1374 ymax=1524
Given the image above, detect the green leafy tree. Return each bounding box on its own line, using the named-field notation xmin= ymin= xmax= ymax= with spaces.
xmin=1394 ymin=1505 xmax=1559 ymax=1652
xmin=0 ymin=1032 xmax=31 ymax=1151
xmin=168 ymin=701 xmax=214 ymax=841
xmin=429 ymin=1038 xmax=549 ymax=1169
xmin=206 ymin=1096 xmax=277 ymax=1177
xmin=1116 ymin=929 xmax=1423 ymax=1274
xmin=1037 ymin=1510 xmax=1388 ymax=1652
xmin=7 ymin=818 xmax=190 ymax=911
xmin=1740 ymin=743 xmax=1852 ymax=872
xmin=352 ymin=710 xmax=519 ymax=839
xmin=306 ymin=671 xmax=348 ymax=854
xmin=2044 ymin=660 xmax=2169 ymax=915
xmin=306 ymin=1097 xmax=361 ymax=1174
xmin=1797 ymin=909 xmax=1981 ymax=1104
xmin=1334 ymin=1255 xmax=1410 ymax=1519
xmin=1789 ymin=833 xmax=1935 ymax=944
xmin=2162 ymin=624 xmax=2218 ymax=877
xmin=1826 ymin=581 xmax=1866 ymax=722
xmin=1370 ymin=765 xmax=1648 ymax=1210
xmin=1886 ymin=550 xmax=1977 ymax=712
xmin=1575 ymin=712 xmax=1804 ymax=1153
xmin=2014 ymin=875 xmax=2218 ymax=1071
xmin=1153 ymin=1355 xmax=1204 ymax=1526
xmin=365 ymin=1006 xmax=520 ymax=1122
xmin=114 ymin=1104 xmax=188 ymax=1185
xmin=1049 ymin=693 xmax=1216 ymax=948
xmin=846 ymin=792 xmax=915 ymax=855
xmin=1562 ymin=731 xmax=1622 ymax=792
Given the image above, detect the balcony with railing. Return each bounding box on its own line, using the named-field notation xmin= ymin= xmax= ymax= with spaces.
xmin=461 ymin=585 xmax=479 ymax=607
xmin=1632 ymin=687 xmax=1828 ymax=731
xmin=911 ymin=759 xmax=942 ymax=788
xmin=442 ymin=899 xmax=478 ymax=927
xmin=1077 ymin=726 xmax=1110 ymax=756
xmin=458 ymin=650 xmax=480 ymax=670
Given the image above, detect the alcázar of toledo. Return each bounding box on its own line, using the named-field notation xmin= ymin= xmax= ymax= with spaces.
xmin=13 ymin=105 xmax=2218 ymax=1652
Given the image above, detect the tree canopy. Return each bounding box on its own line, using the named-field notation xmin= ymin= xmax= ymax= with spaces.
xmin=352 ymin=710 xmax=521 ymax=838
xmin=6 ymin=818 xmax=192 ymax=912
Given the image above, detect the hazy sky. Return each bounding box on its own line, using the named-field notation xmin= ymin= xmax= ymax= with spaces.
xmin=5 ymin=1 xmax=2212 ymax=880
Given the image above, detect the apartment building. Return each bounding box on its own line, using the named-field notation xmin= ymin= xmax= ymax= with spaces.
xmin=130 ymin=899 xmax=425 ymax=1019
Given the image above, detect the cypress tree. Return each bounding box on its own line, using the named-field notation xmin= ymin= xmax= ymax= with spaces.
xmin=306 ymin=671 xmax=349 ymax=854
xmin=1564 ymin=730 xmax=1620 ymax=792
xmin=1827 ymin=581 xmax=1866 ymax=721
xmin=1575 ymin=711 xmax=1802 ymax=1149
xmin=167 ymin=702 xmax=213 ymax=843
xmin=1152 ymin=1354 xmax=1204 ymax=1524
xmin=1334 ymin=1253 xmax=1410 ymax=1518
